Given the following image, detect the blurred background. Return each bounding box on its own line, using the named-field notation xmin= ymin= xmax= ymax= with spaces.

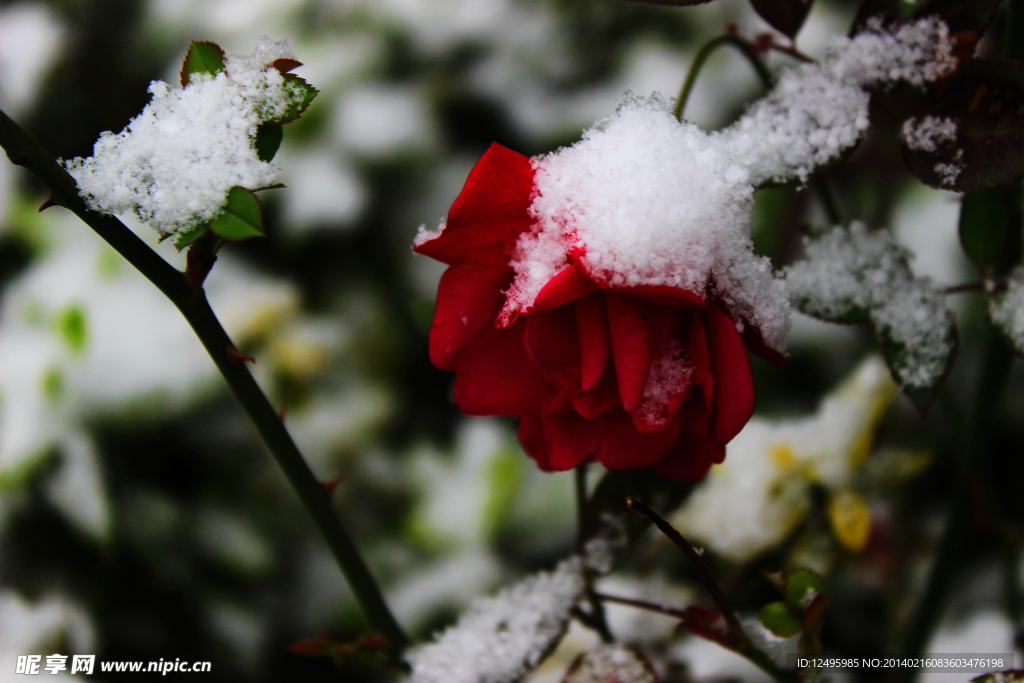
xmin=0 ymin=0 xmax=1022 ymax=680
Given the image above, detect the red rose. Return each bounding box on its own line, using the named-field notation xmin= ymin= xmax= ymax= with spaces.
xmin=414 ymin=143 xmax=784 ymax=481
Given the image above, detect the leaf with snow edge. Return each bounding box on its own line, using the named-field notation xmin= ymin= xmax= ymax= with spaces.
xmin=749 ymin=0 xmax=814 ymax=39
xmin=989 ymin=266 xmax=1024 ymax=355
xmin=180 ymin=40 xmax=225 ymax=88
xmin=562 ymin=646 xmax=658 ymax=683
xmin=785 ymin=568 xmax=824 ymax=610
xmin=261 ymin=74 xmax=318 ymax=125
xmin=958 ymin=186 xmax=1023 ymax=274
xmin=254 ymin=124 xmax=283 ymax=162
xmin=874 ymin=280 xmax=957 ymax=411
xmin=406 ymin=558 xmax=584 ymax=683
xmin=908 ymin=0 xmax=1002 ymax=51
xmin=901 ymin=60 xmax=1024 ymax=192
xmin=758 ymin=601 xmax=801 ymax=638
xmin=580 ymin=470 xmax=694 ymax=574
xmin=208 ymin=187 xmax=265 ymax=241
xmin=785 ymin=224 xmax=957 ymax=411
xmin=174 ymin=224 xmax=209 ymax=250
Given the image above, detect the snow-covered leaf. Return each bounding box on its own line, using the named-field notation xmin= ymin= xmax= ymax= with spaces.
xmin=263 ymin=74 xmax=318 ymax=125
xmin=785 ymin=568 xmax=823 ymax=609
xmin=406 ymin=558 xmax=584 ymax=683
xmin=174 ymin=224 xmax=209 ymax=250
xmin=785 ymin=223 xmax=957 ymax=410
xmin=989 ymin=266 xmax=1024 ymax=355
xmin=208 ymin=187 xmax=264 ymax=241
xmin=179 ymin=40 xmax=225 ymax=88
xmin=561 ymin=646 xmax=658 ymax=683
xmin=901 ymin=60 xmax=1024 ymax=192
xmin=749 ymin=0 xmax=814 ymax=39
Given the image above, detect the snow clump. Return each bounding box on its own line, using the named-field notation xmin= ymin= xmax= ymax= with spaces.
xmin=406 ymin=557 xmax=584 ymax=683
xmin=64 ymin=37 xmax=303 ymax=235
xmin=989 ymin=266 xmax=1024 ymax=354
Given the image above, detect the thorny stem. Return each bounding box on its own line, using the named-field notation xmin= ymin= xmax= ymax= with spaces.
xmin=0 ymin=108 xmax=410 ymax=651
xmin=674 ymin=34 xmax=775 ymax=122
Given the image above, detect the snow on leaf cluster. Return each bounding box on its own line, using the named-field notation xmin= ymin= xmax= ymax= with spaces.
xmin=500 ymin=17 xmax=955 ymax=356
xmin=785 ymin=223 xmax=956 ymax=398
xmin=718 ymin=16 xmax=956 ymax=186
xmin=406 ymin=557 xmax=584 ymax=683
xmin=989 ymin=266 xmax=1024 ymax=355
xmin=64 ymin=37 xmax=303 ymax=235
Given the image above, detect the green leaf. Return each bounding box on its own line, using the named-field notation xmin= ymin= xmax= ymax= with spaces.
xmin=209 ymin=187 xmax=265 ymax=241
xmin=901 ymin=60 xmax=1024 ymax=192
xmin=264 ymin=74 xmax=319 ymax=125
xmin=255 ymin=124 xmax=283 ymax=162
xmin=174 ymin=224 xmax=210 ymax=251
xmin=758 ymin=601 xmax=801 ymax=638
xmin=959 ymin=185 xmax=1023 ymax=276
xmin=786 ymin=568 xmax=824 ymax=610
xmin=180 ymin=40 xmax=225 ymax=88
xmin=42 ymin=366 xmax=64 ymax=401
xmin=749 ymin=0 xmax=814 ymax=39
xmin=580 ymin=470 xmax=694 ymax=574
xmin=56 ymin=304 xmax=87 ymax=354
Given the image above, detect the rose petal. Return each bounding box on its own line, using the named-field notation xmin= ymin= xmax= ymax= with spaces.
xmin=575 ymin=292 xmax=610 ymax=391
xmin=572 ymin=370 xmax=620 ymax=419
xmin=705 ymin=302 xmax=755 ymax=445
xmin=532 ymin=263 xmax=600 ymax=311
xmin=414 ymin=143 xmax=534 ymax=265
xmin=606 ymin=292 xmax=650 ymax=412
xmin=538 ymin=404 xmax=679 ymax=472
xmin=524 ymin=307 xmax=580 ymax=389
xmin=741 ymin=324 xmax=787 ymax=368
xmin=653 ymin=430 xmax=724 ymax=482
xmin=451 ymin=317 xmax=553 ymax=416
xmin=612 ymin=283 xmax=706 ymax=308
xmin=428 ymin=253 xmax=512 ymax=370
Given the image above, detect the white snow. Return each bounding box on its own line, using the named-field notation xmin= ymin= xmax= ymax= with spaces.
xmin=785 ymin=222 xmax=955 ymax=393
xmin=901 ymin=116 xmax=958 ymax=153
xmin=718 ymin=16 xmax=956 ymax=186
xmin=508 ymin=94 xmax=790 ymax=353
xmin=990 ymin=266 xmax=1024 ymax=355
xmin=406 ymin=558 xmax=584 ymax=683
xmin=64 ymin=37 xmax=307 ymax=235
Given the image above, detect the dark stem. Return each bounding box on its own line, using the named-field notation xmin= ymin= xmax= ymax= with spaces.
xmin=0 ymin=108 xmax=409 ymax=650
xmin=898 ymin=329 xmax=1012 ymax=681
xmin=812 ymin=176 xmax=843 ymax=226
xmin=574 ymin=464 xmax=614 ymax=643
xmin=941 ymin=281 xmax=986 ymax=294
xmin=626 ymin=498 xmax=749 ymax=651
xmin=675 ymin=34 xmax=775 ymax=122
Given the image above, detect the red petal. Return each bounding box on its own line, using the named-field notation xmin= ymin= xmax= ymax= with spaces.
xmin=532 ymin=263 xmax=600 ymax=311
xmin=572 ymin=370 xmax=620 ymax=419
xmin=575 ymin=292 xmax=610 ymax=391
xmin=428 ymin=253 xmax=512 ymax=370
xmin=705 ymin=302 xmax=755 ymax=445
xmin=451 ymin=317 xmax=553 ymax=416
xmin=612 ymin=284 xmax=706 ymax=308
xmin=413 ymin=143 xmax=534 ymax=265
xmin=606 ymin=292 xmax=650 ymax=412
xmin=688 ymin=310 xmax=710 ymax=386
xmin=524 ymin=307 xmax=580 ymax=389
xmin=653 ymin=430 xmax=724 ymax=482
xmin=537 ymin=404 xmax=678 ymax=471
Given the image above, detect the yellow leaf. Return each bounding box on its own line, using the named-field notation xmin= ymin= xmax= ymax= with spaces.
xmin=829 ymin=490 xmax=871 ymax=552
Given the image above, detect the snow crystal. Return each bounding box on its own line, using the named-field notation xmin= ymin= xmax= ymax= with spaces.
xmin=514 ymin=94 xmax=790 ymax=353
xmin=407 ymin=558 xmax=584 ymax=683
xmin=901 ymin=116 xmax=957 ymax=153
xmin=633 ymin=340 xmax=693 ymax=432
xmin=64 ymin=37 xmax=307 ymax=235
xmin=718 ymin=16 xmax=955 ymax=186
xmin=561 ymin=645 xmax=657 ymax=683
xmin=989 ymin=266 xmax=1024 ymax=354
xmin=785 ymin=223 xmax=955 ymax=393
